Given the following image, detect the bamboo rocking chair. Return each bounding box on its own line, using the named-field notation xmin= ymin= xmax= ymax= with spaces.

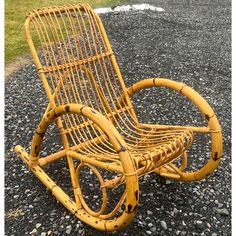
xmin=15 ymin=3 xmax=222 ymax=232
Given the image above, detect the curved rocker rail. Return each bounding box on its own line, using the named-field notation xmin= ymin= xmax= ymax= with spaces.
xmin=125 ymin=78 xmax=222 ymax=182
xmin=15 ymin=104 xmax=139 ymax=231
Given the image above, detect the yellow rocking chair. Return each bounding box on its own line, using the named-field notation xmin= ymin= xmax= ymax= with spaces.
xmin=15 ymin=3 xmax=222 ymax=232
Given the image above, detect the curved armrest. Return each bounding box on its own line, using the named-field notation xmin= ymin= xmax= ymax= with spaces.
xmin=127 ymin=78 xmax=221 ymax=131
xmin=17 ymin=104 xmax=140 ymax=229
xmin=29 ymin=104 xmax=128 ymax=168
xmin=127 ymin=78 xmax=222 ymax=181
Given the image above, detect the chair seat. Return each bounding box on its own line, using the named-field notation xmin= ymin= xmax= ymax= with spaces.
xmin=128 ymin=126 xmax=194 ymax=171
xmin=77 ymin=126 xmax=194 ymax=174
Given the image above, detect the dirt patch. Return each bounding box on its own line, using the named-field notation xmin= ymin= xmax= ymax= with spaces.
xmin=5 ymin=55 xmax=33 ymax=79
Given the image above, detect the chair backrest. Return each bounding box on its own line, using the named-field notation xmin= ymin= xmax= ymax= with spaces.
xmin=25 ymin=4 xmax=138 ymax=144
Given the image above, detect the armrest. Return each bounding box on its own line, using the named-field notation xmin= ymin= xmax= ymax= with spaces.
xmin=16 ymin=103 xmax=140 ymax=229
xmin=127 ymin=78 xmax=185 ymax=96
xmin=29 ymin=104 xmax=129 ymax=168
xmin=127 ymin=78 xmax=222 ymax=181
xmin=127 ymin=78 xmax=219 ymax=130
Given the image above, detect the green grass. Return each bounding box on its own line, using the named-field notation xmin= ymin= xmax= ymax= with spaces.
xmin=5 ymin=0 xmax=127 ymax=64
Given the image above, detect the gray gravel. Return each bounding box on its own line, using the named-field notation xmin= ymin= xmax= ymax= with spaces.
xmin=5 ymin=0 xmax=231 ymax=235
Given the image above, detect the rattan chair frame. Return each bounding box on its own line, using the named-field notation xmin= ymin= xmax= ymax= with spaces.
xmin=15 ymin=3 xmax=222 ymax=232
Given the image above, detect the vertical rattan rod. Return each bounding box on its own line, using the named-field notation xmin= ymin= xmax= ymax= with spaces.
xmin=25 ymin=17 xmax=56 ymax=108
xmin=94 ymin=12 xmax=138 ymax=122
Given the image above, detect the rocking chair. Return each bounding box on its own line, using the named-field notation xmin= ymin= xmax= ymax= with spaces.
xmin=15 ymin=3 xmax=222 ymax=232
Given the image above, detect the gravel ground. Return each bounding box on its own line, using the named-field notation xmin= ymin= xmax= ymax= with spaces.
xmin=5 ymin=0 xmax=231 ymax=235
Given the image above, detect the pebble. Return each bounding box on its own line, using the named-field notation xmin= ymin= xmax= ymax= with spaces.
xmin=207 ymin=223 xmax=211 ymax=228
xmin=30 ymin=229 xmax=37 ymax=235
xmin=33 ymin=197 xmax=40 ymax=202
xmin=160 ymin=221 xmax=167 ymax=230
xmin=41 ymin=151 xmax=47 ymax=157
xmin=215 ymin=208 xmax=229 ymax=216
xmin=36 ymin=223 xmax=42 ymax=229
xmin=147 ymin=210 xmax=153 ymax=215
xmin=150 ymin=227 xmax=156 ymax=232
xmin=41 ymin=233 xmax=46 ymax=236
xmin=173 ymin=208 xmax=178 ymax=214
xmin=66 ymin=225 xmax=72 ymax=234
xmin=148 ymin=223 xmax=153 ymax=227
xmin=195 ymin=220 xmax=204 ymax=229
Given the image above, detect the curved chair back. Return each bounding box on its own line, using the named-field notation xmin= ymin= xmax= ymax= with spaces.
xmin=24 ymin=4 xmax=138 ymax=144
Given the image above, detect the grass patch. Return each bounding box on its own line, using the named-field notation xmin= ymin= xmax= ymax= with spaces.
xmin=5 ymin=0 xmax=128 ymax=64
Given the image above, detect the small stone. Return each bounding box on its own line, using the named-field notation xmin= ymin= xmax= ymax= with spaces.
xmin=196 ymin=220 xmax=202 ymax=224
xmin=41 ymin=233 xmax=47 ymax=236
xmin=147 ymin=210 xmax=153 ymax=215
xmin=148 ymin=223 xmax=153 ymax=227
xmin=33 ymin=197 xmax=40 ymax=202
xmin=160 ymin=221 xmax=167 ymax=230
xmin=215 ymin=208 xmax=229 ymax=216
xmin=146 ymin=231 xmax=152 ymax=235
xmin=144 ymin=174 xmax=150 ymax=180
xmin=138 ymin=220 xmax=143 ymax=226
xmin=66 ymin=225 xmax=72 ymax=234
xmin=47 ymin=230 xmax=52 ymax=235
xmin=36 ymin=223 xmax=42 ymax=229
xmin=181 ymin=231 xmax=187 ymax=236
xmin=195 ymin=220 xmax=204 ymax=229
xmin=173 ymin=208 xmax=178 ymax=214
xmin=211 ymin=233 xmax=217 ymax=236
xmin=151 ymin=226 xmax=156 ymax=232
xmin=207 ymin=223 xmax=211 ymax=228
xmin=41 ymin=151 xmax=47 ymax=157
xmin=30 ymin=229 xmax=37 ymax=235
